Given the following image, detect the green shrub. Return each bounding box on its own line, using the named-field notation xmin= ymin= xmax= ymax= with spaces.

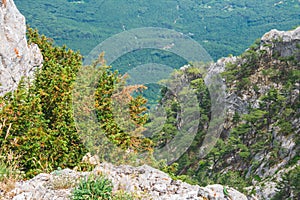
xmin=113 ymin=191 xmax=135 ymax=200
xmin=0 ymin=79 xmax=51 ymax=177
xmin=93 ymin=55 xmax=151 ymax=152
xmin=72 ymin=175 xmax=113 ymax=200
xmin=0 ymin=28 xmax=87 ymax=178
xmin=73 ymin=53 xmax=153 ymax=165
xmin=27 ymin=28 xmax=87 ymax=173
xmin=272 ymin=166 xmax=300 ymax=200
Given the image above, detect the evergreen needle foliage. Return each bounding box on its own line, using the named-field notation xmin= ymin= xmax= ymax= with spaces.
xmin=0 ymin=28 xmax=154 ymax=178
xmin=0 ymin=28 xmax=87 ymax=178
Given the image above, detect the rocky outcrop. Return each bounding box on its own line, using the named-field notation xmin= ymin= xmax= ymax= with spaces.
xmin=207 ymin=56 xmax=250 ymax=116
xmin=207 ymin=26 xmax=300 ymax=200
xmin=260 ymin=26 xmax=300 ymax=60
xmin=0 ymin=0 xmax=298 ymax=199
xmin=246 ymin=161 xmax=300 ymax=200
xmin=209 ymin=27 xmax=300 ymax=117
xmin=0 ymin=0 xmax=42 ymax=96
xmin=4 ymin=163 xmax=247 ymax=200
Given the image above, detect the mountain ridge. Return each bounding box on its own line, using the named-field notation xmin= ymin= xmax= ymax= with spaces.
xmin=0 ymin=0 xmax=299 ymax=199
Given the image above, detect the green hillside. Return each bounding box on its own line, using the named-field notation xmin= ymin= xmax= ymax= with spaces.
xmin=15 ymin=0 xmax=300 ymax=61
xmin=1 ymin=0 xmax=299 ymax=198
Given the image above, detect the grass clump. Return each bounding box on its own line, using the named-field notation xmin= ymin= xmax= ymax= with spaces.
xmin=48 ymin=173 xmax=78 ymax=190
xmin=72 ymin=175 xmax=113 ymax=200
xmin=0 ymin=149 xmax=24 ymax=198
xmin=71 ymin=174 xmax=140 ymax=200
xmin=113 ymin=190 xmax=136 ymax=200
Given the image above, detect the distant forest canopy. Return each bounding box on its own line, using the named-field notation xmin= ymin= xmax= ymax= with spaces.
xmin=15 ymin=0 xmax=300 ymax=62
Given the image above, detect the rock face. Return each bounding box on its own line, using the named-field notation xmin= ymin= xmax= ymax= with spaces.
xmin=5 ymin=163 xmax=247 ymax=200
xmin=0 ymin=0 xmax=42 ymax=96
xmin=208 ymin=27 xmax=300 ymax=200
xmin=260 ymin=27 xmax=300 ymax=60
xmin=0 ymin=0 xmax=298 ymax=199
xmin=209 ymin=27 xmax=300 ymax=117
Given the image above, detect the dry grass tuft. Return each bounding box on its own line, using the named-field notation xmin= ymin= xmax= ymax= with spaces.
xmin=48 ymin=173 xmax=78 ymax=190
xmin=0 ymin=149 xmax=24 ymax=199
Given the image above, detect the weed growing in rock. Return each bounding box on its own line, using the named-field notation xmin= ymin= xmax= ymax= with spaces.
xmin=113 ymin=190 xmax=136 ymax=200
xmin=72 ymin=175 xmax=113 ymax=200
xmin=0 ymin=148 xmax=24 ymax=197
xmin=48 ymin=173 xmax=78 ymax=190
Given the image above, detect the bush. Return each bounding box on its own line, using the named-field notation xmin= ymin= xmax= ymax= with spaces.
xmin=272 ymin=166 xmax=300 ymax=200
xmin=27 ymin=28 xmax=87 ymax=174
xmin=73 ymin=53 xmax=153 ymax=165
xmin=0 ymin=28 xmax=155 ymax=178
xmin=93 ymin=56 xmax=151 ymax=152
xmin=72 ymin=175 xmax=113 ymax=200
xmin=0 ymin=28 xmax=87 ymax=178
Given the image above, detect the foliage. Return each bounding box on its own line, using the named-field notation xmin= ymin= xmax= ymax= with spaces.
xmin=157 ymin=159 xmax=196 ymax=185
xmin=272 ymin=166 xmax=300 ymax=200
xmin=15 ymin=0 xmax=300 ymax=61
xmin=72 ymin=53 xmax=153 ymax=164
xmin=72 ymin=175 xmax=141 ymax=200
xmin=1 ymin=1 xmax=299 ymax=196
xmin=192 ymin=82 xmax=298 ymax=191
xmin=170 ymin=37 xmax=299 ymax=193
xmin=222 ymin=48 xmax=266 ymax=92
xmin=94 ymin=60 xmax=151 ymax=152
xmin=143 ymin=65 xmax=212 ymax=182
xmin=0 ymin=148 xmax=24 ymax=196
xmin=72 ymin=175 xmax=113 ymax=200
xmin=0 ymin=79 xmax=52 ymax=177
xmin=0 ymin=28 xmax=87 ymax=178
xmin=48 ymin=173 xmax=78 ymax=190
xmin=157 ymin=159 xmax=179 ymax=178
xmin=112 ymin=191 xmax=137 ymax=200
xmin=72 ymin=52 xmax=154 ymax=166
xmin=30 ymin=28 xmax=87 ymax=175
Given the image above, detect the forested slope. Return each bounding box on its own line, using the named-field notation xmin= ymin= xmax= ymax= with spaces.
xmin=15 ymin=0 xmax=300 ymax=60
xmin=169 ymin=27 xmax=300 ymax=200
xmin=1 ymin=0 xmax=299 ymax=199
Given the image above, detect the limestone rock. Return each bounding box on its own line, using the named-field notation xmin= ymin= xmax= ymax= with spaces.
xmin=0 ymin=0 xmax=42 ymax=96
xmin=4 ymin=163 xmax=247 ymax=200
xmin=198 ymin=184 xmax=247 ymax=200
xmin=202 ymin=27 xmax=299 ymax=200
xmin=260 ymin=27 xmax=300 ymax=60
xmin=81 ymin=152 xmax=100 ymax=165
